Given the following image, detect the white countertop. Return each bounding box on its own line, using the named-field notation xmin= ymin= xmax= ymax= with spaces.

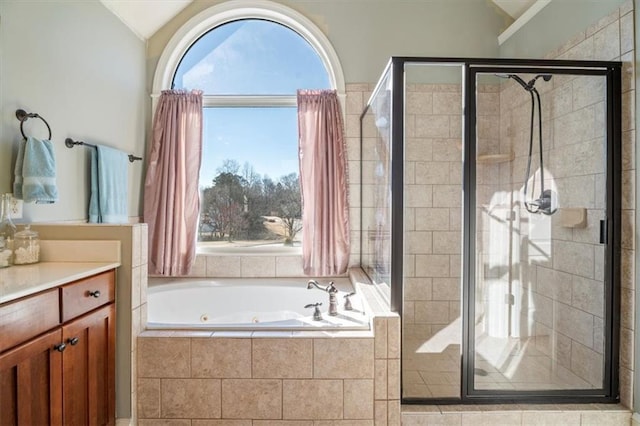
xmin=0 ymin=262 xmax=120 ymax=305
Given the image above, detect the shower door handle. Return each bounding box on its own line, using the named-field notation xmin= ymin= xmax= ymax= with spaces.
xmin=599 ymin=220 xmax=607 ymax=244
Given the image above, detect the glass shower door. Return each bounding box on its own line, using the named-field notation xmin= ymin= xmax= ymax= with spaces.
xmin=471 ymin=70 xmax=609 ymax=394
xmin=402 ymin=64 xmax=464 ymax=399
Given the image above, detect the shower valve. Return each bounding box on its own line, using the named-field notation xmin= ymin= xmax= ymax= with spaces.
xmin=526 ymin=189 xmax=557 ymax=215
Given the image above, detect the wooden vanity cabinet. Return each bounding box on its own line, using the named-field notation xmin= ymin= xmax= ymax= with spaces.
xmin=0 ymin=329 xmax=64 ymax=425
xmin=0 ymin=269 xmax=116 ymax=426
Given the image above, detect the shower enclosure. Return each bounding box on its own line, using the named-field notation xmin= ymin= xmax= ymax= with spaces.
xmin=360 ymin=57 xmax=621 ymax=403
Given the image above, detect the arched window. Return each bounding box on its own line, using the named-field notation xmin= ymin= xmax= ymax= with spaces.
xmin=173 ymin=19 xmax=330 ymax=95
xmin=153 ymin=1 xmax=344 ymax=247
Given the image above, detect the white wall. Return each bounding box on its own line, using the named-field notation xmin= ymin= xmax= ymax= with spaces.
xmin=0 ymin=0 xmax=147 ymax=223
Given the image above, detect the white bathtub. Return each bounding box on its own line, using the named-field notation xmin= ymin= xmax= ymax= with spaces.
xmin=147 ymin=277 xmax=370 ymax=331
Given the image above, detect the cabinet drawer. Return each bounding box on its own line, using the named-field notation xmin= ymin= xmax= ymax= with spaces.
xmin=0 ymin=289 xmax=60 ymax=353
xmin=61 ymin=270 xmax=115 ymax=322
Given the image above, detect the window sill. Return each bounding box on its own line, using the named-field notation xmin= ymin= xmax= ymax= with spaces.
xmin=197 ymin=244 xmax=302 ymax=257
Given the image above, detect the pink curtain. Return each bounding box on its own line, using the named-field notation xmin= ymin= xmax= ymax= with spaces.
xmin=297 ymin=89 xmax=350 ymax=276
xmin=144 ymin=90 xmax=203 ymax=276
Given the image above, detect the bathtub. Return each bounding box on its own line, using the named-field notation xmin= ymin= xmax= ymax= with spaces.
xmin=147 ymin=277 xmax=370 ymax=331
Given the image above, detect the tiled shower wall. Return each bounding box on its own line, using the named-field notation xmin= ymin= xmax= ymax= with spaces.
xmin=493 ymin=2 xmax=634 ymax=403
xmin=398 ymin=82 xmax=500 ymax=398
xmin=496 ymin=72 xmax=608 ymax=388
xmin=543 ymin=2 xmax=636 ymax=404
xmin=402 ymin=82 xmax=464 ymax=348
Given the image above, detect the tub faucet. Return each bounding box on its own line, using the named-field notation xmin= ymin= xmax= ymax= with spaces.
xmin=306 ymin=279 xmax=324 ymax=291
xmin=306 ymin=280 xmax=339 ymax=316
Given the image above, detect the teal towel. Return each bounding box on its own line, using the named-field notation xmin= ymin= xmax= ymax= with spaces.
xmin=20 ymin=137 xmax=58 ymax=204
xmin=89 ymin=145 xmax=128 ymax=223
xmin=13 ymin=138 xmax=25 ymax=199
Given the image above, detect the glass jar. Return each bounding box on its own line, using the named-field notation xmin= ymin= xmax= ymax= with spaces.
xmin=13 ymin=225 xmax=40 ymax=265
xmin=0 ymin=194 xmax=16 ymax=267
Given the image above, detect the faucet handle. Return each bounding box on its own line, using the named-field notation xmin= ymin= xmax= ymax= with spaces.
xmin=304 ymin=302 xmax=323 ymax=321
xmin=326 ymin=281 xmax=338 ymax=293
xmin=344 ymin=292 xmax=356 ymax=311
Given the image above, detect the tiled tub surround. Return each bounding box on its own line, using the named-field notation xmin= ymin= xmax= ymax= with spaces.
xmin=137 ymin=271 xmax=401 ymax=424
xmin=185 ymin=250 xmax=309 ymax=278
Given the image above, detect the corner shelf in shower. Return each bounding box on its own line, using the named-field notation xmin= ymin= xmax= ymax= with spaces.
xmin=476 ymin=153 xmax=514 ymax=163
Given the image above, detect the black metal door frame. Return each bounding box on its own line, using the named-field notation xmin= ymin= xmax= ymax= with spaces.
xmin=364 ymin=57 xmax=622 ymax=405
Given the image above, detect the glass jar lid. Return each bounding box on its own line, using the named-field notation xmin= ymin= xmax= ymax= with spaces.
xmin=15 ymin=225 xmax=39 ymax=240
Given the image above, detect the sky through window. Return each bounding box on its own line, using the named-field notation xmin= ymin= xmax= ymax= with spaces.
xmin=173 ymin=19 xmax=330 ymax=184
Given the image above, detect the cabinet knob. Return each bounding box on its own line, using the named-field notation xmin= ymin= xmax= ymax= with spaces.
xmin=67 ymin=337 xmax=79 ymax=346
xmin=88 ymin=290 xmax=101 ymax=298
xmin=54 ymin=343 xmax=66 ymax=352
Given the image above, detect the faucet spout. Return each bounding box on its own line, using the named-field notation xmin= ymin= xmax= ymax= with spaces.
xmin=307 ymin=279 xmax=324 ymax=290
xmin=306 ymin=280 xmax=339 ymax=316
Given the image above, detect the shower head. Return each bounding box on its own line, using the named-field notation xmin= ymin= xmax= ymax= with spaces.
xmin=528 ymin=74 xmax=553 ymax=87
xmin=494 ymin=73 xmax=552 ymax=92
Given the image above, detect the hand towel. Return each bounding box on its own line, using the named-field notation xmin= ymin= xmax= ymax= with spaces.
xmin=13 ymin=138 xmax=26 ymax=199
xmin=89 ymin=145 xmax=128 ymax=223
xmin=21 ymin=136 xmax=58 ymax=204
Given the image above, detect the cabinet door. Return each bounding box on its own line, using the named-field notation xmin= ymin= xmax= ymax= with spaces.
xmin=62 ymin=303 xmax=115 ymax=426
xmin=0 ymin=329 xmax=63 ymax=426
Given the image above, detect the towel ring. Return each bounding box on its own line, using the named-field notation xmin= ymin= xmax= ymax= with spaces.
xmin=16 ymin=109 xmax=52 ymax=140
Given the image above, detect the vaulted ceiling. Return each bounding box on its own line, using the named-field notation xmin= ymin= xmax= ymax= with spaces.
xmin=99 ymin=0 xmax=192 ymax=40
xmin=99 ymin=0 xmax=540 ymax=41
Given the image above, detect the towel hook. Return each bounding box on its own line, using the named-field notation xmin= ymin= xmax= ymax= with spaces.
xmin=16 ymin=109 xmax=52 ymax=140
